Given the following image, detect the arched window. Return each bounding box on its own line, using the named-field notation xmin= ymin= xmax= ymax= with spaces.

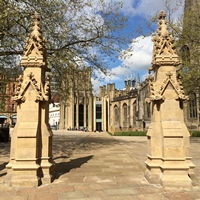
xmin=114 ymin=105 xmax=118 ymax=123
xmin=188 ymin=92 xmax=197 ymax=118
xmin=146 ymin=103 xmax=151 ymax=118
xmin=123 ymin=103 xmax=127 ymax=123
xmin=133 ymin=103 xmax=137 ymax=124
xmin=145 ymin=90 xmax=151 ymax=119
xmin=181 ymin=45 xmax=190 ymax=68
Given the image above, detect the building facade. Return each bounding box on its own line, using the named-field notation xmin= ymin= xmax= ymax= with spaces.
xmin=0 ymin=72 xmax=17 ymax=127
xmin=99 ymin=76 xmax=138 ymax=133
xmin=59 ymin=67 xmax=93 ymax=131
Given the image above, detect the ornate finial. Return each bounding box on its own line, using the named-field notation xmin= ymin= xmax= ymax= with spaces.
xmin=20 ymin=12 xmax=48 ymax=68
xmin=33 ymin=11 xmax=40 ymax=20
xmin=159 ymin=10 xmax=166 ymax=20
xmin=149 ymin=10 xmax=179 ymax=72
xmin=30 ymin=12 xmax=43 ymax=43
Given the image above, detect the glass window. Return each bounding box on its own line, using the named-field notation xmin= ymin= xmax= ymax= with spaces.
xmin=123 ymin=103 xmax=127 ymax=122
xmin=114 ymin=105 xmax=118 ymax=123
xmin=189 ymin=93 xmax=197 ymax=118
xmin=96 ymin=104 xmax=102 ymax=119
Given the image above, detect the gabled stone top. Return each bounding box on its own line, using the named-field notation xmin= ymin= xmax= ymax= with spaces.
xmin=20 ymin=12 xmax=48 ymax=69
xmin=150 ymin=11 xmax=180 ymax=71
xmin=146 ymin=11 xmax=188 ymax=102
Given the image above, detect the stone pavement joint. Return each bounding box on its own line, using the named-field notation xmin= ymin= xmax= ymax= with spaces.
xmin=0 ymin=130 xmax=200 ymax=199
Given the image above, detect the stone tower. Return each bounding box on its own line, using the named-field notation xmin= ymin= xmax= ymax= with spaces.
xmin=6 ymin=12 xmax=54 ymax=187
xmin=181 ymin=0 xmax=200 ymax=57
xmin=145 ymin=11 xmax=195 ymax=189
xmin=180 ymin=0 xmax=200 ymax=130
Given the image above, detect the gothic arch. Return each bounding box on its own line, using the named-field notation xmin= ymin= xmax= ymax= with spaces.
xmin=188 ymin=92 xmax=197 ymax=118
xmin=123 ymin=103 xmax=128 ymax=127
xmin=114 ymin=104 xmax=119 ymax=123
xmin=181 ymin=45 xmax=190 ymax=66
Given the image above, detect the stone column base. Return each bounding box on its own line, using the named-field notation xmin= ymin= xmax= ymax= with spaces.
xmin=144 ymin=168 xmax=161 ymax=184
xmin=41 ymin=162 xmax=54 ymax=184
xmin=7 ymin=164 xmax=41 ymax=187
xmin=160 ymin=159 xmax=192 ymax=189
xmin=10 ymin=176 xmax=41 ymax=188
xmin=161 ymin=174 xmax=192 ymax=189
xmin=186 ymin=157 xmax=196 ymax=177
xmin=145 ymin=156 xmax=162 ymax=184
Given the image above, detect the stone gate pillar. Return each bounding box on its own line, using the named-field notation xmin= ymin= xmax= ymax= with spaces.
xmin=6 ymin=12 xmax=54 ymax=187
xmin=145 ymin=11 xmax=195 ymax=189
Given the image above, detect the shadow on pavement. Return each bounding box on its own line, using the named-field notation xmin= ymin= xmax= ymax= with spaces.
xmin=52 ymin=134 xmax=120 ymax=158
xmin=53 ymin=155 xmax=93 ymax=180
xmin=0 ymin=162 xmax=8 ymax=177
xmin=0 ymin=162 xmax=7 ymax=171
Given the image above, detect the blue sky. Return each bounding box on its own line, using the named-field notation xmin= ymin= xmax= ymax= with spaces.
xmin=91 ymin=0 xmax=184 ymax=94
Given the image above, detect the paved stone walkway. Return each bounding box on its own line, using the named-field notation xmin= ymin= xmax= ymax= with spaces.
xmin=0 ymin=130 xmax=200 ymax=200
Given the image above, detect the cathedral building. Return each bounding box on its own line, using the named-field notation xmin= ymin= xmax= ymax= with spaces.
xmin=99 ymin=75 xmax=138 ymax=133
xmin=59 ymin=67 xmax=93 ymax=131
xmin=179 ymin=0 xmax=200 ymax=130
xmin=58 ymin=69 xmax=150 ymax=134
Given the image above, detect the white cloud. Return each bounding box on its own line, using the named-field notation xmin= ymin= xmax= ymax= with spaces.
xmin=91 ymin=65 xmax=132 ymax=94
xmin=121 ymin=35 xmax=153 ymax=71
xmin=120 ymin=0 xmax=184 ymax=19
xmin=109 ymin=65 xmax=132 ymax=80
xmin=92 ymin=78 xmax=103 ymax=95
xmin=90 ymin=0 xmax=184 ymax=94
xmin=91 ymin=36 xmax=153 ymax=93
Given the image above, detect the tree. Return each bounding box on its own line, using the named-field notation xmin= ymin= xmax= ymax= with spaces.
xmin=176 ymin=2 xmax=200 ymax=94
xmin=153 ymin=0 xmax=200 ymax=95
xmin=0 ymin=0 xmax=130 ymax=102
xmin=143 ymin=0 xmax=200 ymax=128
xmin=141 ymin=0 xmax=200 ymax=95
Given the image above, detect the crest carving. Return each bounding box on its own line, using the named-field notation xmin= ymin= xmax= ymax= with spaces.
xmin=13 ymin=73 xmax=50 ymax=102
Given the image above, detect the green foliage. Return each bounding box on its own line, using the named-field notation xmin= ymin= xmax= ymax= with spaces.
xmin=114 ymin=131 xmax=147 ymax=136
xmin=0 ymin=0 xmax=130 ymax=101
xmin=147 ymin=0 xmax=200 ymax=102
xmin=190 ymin=131 xmax=200 ymax=137
xmin=176 ymin=5 xmax=200 ymax=94
xmin=144 ymin=0 xmax=200 ymax=96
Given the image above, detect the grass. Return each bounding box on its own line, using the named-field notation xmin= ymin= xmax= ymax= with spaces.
xmin=190 ymin=131 xmax=200 ymax=137
xmin=111 ymin=130 xmax=200 ymax=137
xmin=114 ymin=131 xmax=147 ymax=136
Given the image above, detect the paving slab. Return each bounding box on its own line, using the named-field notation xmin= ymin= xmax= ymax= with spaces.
xmin=0 ymin=130 xmax=200 ymax=199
